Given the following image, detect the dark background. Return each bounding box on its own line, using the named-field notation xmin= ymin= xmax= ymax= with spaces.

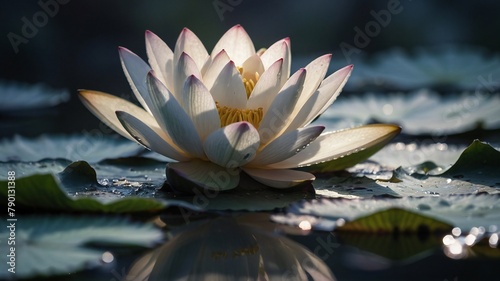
xmin=1 ymin=0 xmax=499 ymax=136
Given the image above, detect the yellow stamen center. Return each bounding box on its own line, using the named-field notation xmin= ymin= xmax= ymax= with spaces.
xmin=214 ymin=66 xmax=263 ymax=128
xmin=237 ymin=66 xmax=260 ymax=98
xmin=216 ymin=102 xmax=263 ymax=129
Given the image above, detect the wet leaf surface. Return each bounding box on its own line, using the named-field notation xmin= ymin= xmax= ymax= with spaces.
xmin=317 ymin=90 xmax=500 ymax=134
xmin=0 ymin=215 xmax=163 ymax=279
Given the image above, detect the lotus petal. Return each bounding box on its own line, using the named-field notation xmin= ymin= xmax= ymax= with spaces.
xmin=203 ymin=122 xmax=260 ymax=168
xmin=269 ymin=124 xmax=401 ymax=169
xmin=243 ymin=168 xmax=315 ymax=188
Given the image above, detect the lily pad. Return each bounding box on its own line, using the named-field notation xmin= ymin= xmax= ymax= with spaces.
xmin=271 ymin=194 xmax=500 ymax=232
xmin=0 ymin=173 xmax=177 ymax=213
xmin=0 ymin=134 xmax=143 ymax=162
xmin=0 ymin=158 xmax=313 ymax=212
xmin=317 ymin=90 xmax=500 ymax=134
xmin=311 ymin=140 xmax=500 ymax=198
xmin=385 ymin=140 xmax=500 ymax=197
xmin=337 ymin=208 xmax=453 ymax=234
xmin=0 ymin=158 xmax=73 ymax=179
xmin=369 ymin=142 xmax=465 ymax=171
xmin=0 ymin=80 xmax=70 ymax=113
xmin=351 ymin=46 xmax=500 ymax=91
xmin=0 ymin=215 xmax=163 ymax=279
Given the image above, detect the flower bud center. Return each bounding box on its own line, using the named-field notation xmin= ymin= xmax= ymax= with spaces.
xmin=216 ymin=102 xmax=263 ymax=129
xmin=237 ymin=66 xmax=260 ymax=99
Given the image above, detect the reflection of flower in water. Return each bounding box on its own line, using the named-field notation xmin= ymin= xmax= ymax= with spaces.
xmin=352 ymin=46 xmax=500 ymax=90
xmin=0 ymin=80 xmax=69 ymax=113
xmin=126 ymin=216 xmax=336 ymax=280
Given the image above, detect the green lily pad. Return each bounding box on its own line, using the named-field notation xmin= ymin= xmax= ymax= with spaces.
xmin=351 ymin=46 xmax=500 ymax=91
xmin=1 ymin=158 xmax=168 ymax=199
xmin=1 ymin=158 xmax=312 ymax=213
xmin=0 ymin=80 xmax=70 ymax=113
xmin=336 ymin=231 xmax=442 ymax=261
xmin=0 ymin=134 xmax=143 ymax=162
xmin=337 ymin=208 xmax=452 ymax=234
xmin=271 ymin=194 xmax=500 ymax=232
xmin=0 ymin=215 xmax=163 ymax=279
xmin=369 ymin=142 xmax=465 ymax=171
xmin=311 ymin=140 xmax=500 ymax=198
xmin=385 ymin=140 xmax=500 ymax=196
xmin=0 ymin=158 xmax=72 ymax=179
xmin=317 ymin=90 xmax=500 ymax=134
xmin=0 ymin=172 xmax=191 ymax=213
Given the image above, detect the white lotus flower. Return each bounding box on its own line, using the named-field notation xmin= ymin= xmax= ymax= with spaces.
xmin=79 ymin=25 xmax=400 ymax=192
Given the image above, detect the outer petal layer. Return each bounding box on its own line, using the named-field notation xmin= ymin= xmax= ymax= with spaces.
xmin=268 ymin=124 xmax=402 ymax=169
xmin=145 ymin=30 xmax=175 ymax=93
xmin=119 ymin=47 xmax=153 ymax=113
xmin=147 ymin=72 xmax=205 ymax=158
xmin=203 ymin=122 xmax=260 ymax=168
xmin=167 ymin=160 xmax=240 ymax=192
xmin=211 ymin=24 xmax=255 ymax=66
xmin=286 ymin=64 xmax=353 ymax=131
xmin=249 ymin=126 xmax=324 ymax=167
xmin=116 ymin=111 xmax=189 ymax=161
xmin=260 ymin=38 xmax=290 ymax=88
xmin=174 ymin=53 xmax=202 ymax=104
xmin=283 ymin=55 xmax=332 ymax=134
xmin=78 ymin=90 xmax=159 ymax=142
xmin=258 ymin=68 xmax=306 ymax=145
xmin=174 ymin=28 xmax=209 ymax=72
xmin=242 ymin=168 xmax=315 ymax=188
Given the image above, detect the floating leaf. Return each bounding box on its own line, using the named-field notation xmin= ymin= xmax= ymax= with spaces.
xmin=441 ymin=139 xmax=500 ymax=179
xmin=369 ymin=142 xmax=465 ymax=171
xmin=351 ymin=46 xmax=500 ymax=91
xmin=0 ymin=173 xmax=188 ymax=213
xmin=317 ymin=90 xmax=500 ymax=134
xmin=0 ymin=159 xmax=72 ymax=179
xmin=313 ymin=175 xmax=400 ymax=199
xmin=337 ymin=208 xmax=452 ymax=234
xmin=1 ymin=158 xmax=168 ymax=199
xmin=311 ymin=140 xmax=500 ymax=198
xmin=0 ymin=134 xmax=143 ymax=162
xmin=0 ymin=215 xmax=163 ymax=279
xmin=0 ymin=158 xmax=310 ymax=212
xmin=336 ymin=232 xmax=441 ymax=261
xmin=271 ymin=194 xmax=500 ymax=232
xmin=0 ymin=80 xmax=69 ymax=113
xmin=386 ymin=140 xmax=500 ymax=196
